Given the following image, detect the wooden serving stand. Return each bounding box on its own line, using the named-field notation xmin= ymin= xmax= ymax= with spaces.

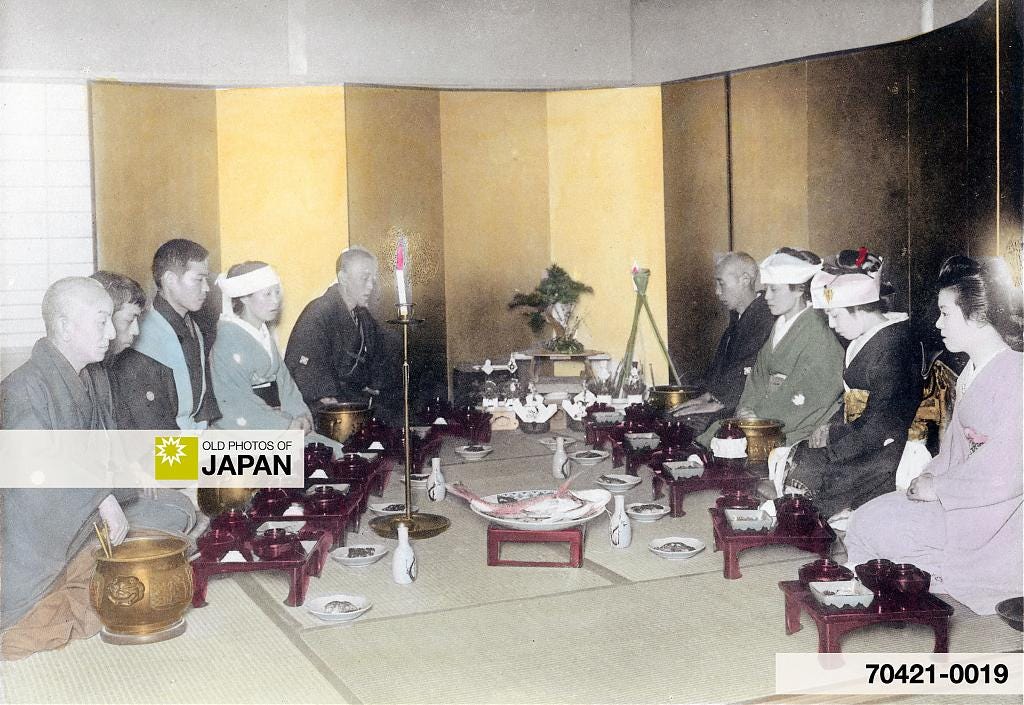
xmin=778 ymin=580 xmax=953 ymax=653
xmin=708 ymin=507 xmax=834 ymax=579
xmin=651 ymin=463 xmax=757 ymax=517
xmin=191 ymin=527 xmax=333 ymax=607
xmin=249 ymin=499 xmax=361 ymax=549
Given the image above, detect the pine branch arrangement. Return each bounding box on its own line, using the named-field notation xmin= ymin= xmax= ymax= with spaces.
xmin=508 ymin=264 xmax=593 ymax=353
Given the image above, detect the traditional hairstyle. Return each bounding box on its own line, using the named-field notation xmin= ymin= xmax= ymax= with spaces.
xmin=90 ymin=270 xmax=146 ymax=312
xmin=152 ymin=238 xmax=209 ymax=289
xmin=776 ymin=247 xmax=821 ymax=299
xmin=938 ymin=255 xmax=1024 ymax=350
xmin=225 ymin=260 xmax=271 ymax=316
xmin=41 ymin=276 xmax=107 ymax=337
xmin=335 ymin=245 xmax=377 ymax=275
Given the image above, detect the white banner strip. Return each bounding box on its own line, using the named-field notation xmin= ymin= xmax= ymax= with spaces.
xmin=0 ymin=430 xmax=305 ymax=488
xmin=776 ymin=652 xmax=1023 ymax=696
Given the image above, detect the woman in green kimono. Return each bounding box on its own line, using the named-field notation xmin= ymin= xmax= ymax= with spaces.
xmin=700 ymin=248 xmax=844 ymax=450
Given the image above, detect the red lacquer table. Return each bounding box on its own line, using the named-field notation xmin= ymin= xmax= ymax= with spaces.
xmin=650 ymin=463 xmax=758 ymax=517
xmin=778 ymin=580 xmax=953 ymax=653
xmin=709 ymin=507 xmax=834 ymax=579
xmin=191 ymin=527 xmax=332 ymax=607
xmin=486 ymin=525 xmax=585 ymax=568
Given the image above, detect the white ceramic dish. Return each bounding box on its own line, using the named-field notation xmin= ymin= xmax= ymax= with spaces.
xmin=543 ymin=392 xmax=570 ymax=403
xmin=368 ymin=502 xmax=418 ymax=516
xmin=471 ymin=488 xmax=611 ymax=532
xmin=356 ymin=451 xmax=379 ymax=461
xmin=648 ymin=536 xmax=705 ymax=560
xmin=330 ymin=544 xmax=389 ymax=567
xmin=307 ymin=594 xmax=372 ymax=622
xmin=570 ymin=449 xmax=610 ymax=467
xmin=610 ymin=398 xmax=630 ymax=411
xmin=402 ymin=473 xmax=430 ymax=486
xmin=589 ymin=410 xmax=623 ymax=424
xmin=594 ymin=473 xmax=642 ymax=493
xmin=809 ymin=580 xmax=874 ymax=609
xmin=410 ymin=425 xmax=433 ymax=439
xmin=305 ymin=483 xmax=350 ymax=495
xmin=455 ymin=444 xmax=493 ymax=461
xmin=538 ymin=436 xmax=578 ymax=451
xmin=663 ymin=459 xmax=704 ymax=480
xmin=624 ymin=432 xmax=660 ymax=450
xmin=724 ymin=508 xmax=775 ymax=532
xmin=626 ymin=502 xmax=670 ymax=522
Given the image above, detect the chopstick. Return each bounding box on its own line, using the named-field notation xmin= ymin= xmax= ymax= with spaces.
xmin=94 ymin=521 xmax=112 ymax=558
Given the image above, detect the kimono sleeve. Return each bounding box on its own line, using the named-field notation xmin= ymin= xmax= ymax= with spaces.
xmin=211 ymin=331 xmax=292 ymax=430
xmin=736 ymin=342 xmax=771 ymax=413
xmin=933 ymin=395 xmax=1023 ymax=510
xmin=0 ymin=374 xmax=54 ymax=429
xmin=826 ymin=340 xmax=919 ymax=463
xmin=284 ymin=305 xmax=341 ymax=405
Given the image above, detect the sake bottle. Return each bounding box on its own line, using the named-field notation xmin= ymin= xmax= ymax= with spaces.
xmin=392 ymin=522 xmax=417 ymax=584
xmin=552 ymin=436 xmax=569 ymax=479
xmin=609 ymin=494 xmax=632 ymax=548
xmin=427 ymin=456 xmax=446 ymax=502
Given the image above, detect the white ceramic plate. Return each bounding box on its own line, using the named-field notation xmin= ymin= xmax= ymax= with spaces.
xmin=455 ymin=444 xmax=493 ymax=461
xmin=594 ymin=473 xmax=641 ymax=493
xmin=330 ymin=544 xmax=389 ymax=567
xmin=663 ymin=460 xmax=704 ymax=480
xmin=471 ymin=488 xmax=611 ymax=532
xmin=307 ymin=594 xmax=372 ymax=622
xmin=570 ymin=449 xmax=610 ymax=467
xmin=538 ymin=436 xmax=578 ymax=451
xmin=648 ymin=536 xmax=706 ymax=560
xmin=543 ymin=392 xmax=570 ymax=404
xmin=368 ymin=502 xmax=418 ymax=515
xmin=809 ymin=580 xmax=874 ymax=609
xmin=589 ymin=410 xmax=622 ymax=424
xmin=626 ymin=502 xmax=670 ymax=522
xmin=624 ymin=432 xmax=660 ymax=450
xmin=724 ymin=508 xmax=775 ymax=532
xmin=305 ymin=483 xmax=350 ymax=495
xmin=401 ymin=473 xmax=430 ymax=486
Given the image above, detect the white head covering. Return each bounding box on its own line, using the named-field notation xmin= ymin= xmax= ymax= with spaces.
xmin=758 ymin=250 xmax=822 ymax=285
xmin=810 ymin=269 xmax=881 ymax=309
xmin=215 ymin=265 xmax=281 ymax=319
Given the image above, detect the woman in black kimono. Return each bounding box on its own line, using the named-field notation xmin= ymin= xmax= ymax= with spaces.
xmin=779 ymin=250 xmax=921 ymax=520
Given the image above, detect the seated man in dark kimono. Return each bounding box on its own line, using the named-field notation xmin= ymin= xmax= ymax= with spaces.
xmin=90 ymin=270 xmax=144 ymax=361
xmin=285 ymin=246 xmax=400 ymax=424
xmin=0 ymin=277 xmax=193 ymax=660
xmin=108 ymin=238 xmax=220 ymax=431
xmin=672 ymin=252 xmax=774 ymax=431
xmin=768 ymin=250 xmax=921 ymax=521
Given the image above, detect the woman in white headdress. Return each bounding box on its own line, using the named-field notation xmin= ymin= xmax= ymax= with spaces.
xmin=699 ymin=248 xmax=844 ymax=449
xmin=772 ymin=249 xmax=921 ymax=519
xmin=211 ymin=261 xmax=315 ymax=432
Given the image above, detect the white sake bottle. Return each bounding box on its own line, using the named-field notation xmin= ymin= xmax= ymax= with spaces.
xmin=609 ymin=494 xmax=632 ymax=548
xmin=426 ymin=456 xmax=446 ymax=502
xmin=392 ymin=522 xmax=417 ymax=584
xmin=552 ymin=436 xmax=569 ymax=479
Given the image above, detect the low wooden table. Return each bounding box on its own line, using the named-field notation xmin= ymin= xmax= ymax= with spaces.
xmin=486 ymin=525 xmax=585 ymax=568
xmin=650 ymin=464 xmax=757 ymax=517
xmin=709 ymin=507 xmax=834 ymax=579
xmin=778 ymin=580 xmax=953 ymax=653
xmin=191 ymin=528 xmax=332 ymax=608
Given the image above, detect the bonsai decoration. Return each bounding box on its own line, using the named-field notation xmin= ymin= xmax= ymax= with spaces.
xmin=508 ymin=264 xmax=593 ymax=354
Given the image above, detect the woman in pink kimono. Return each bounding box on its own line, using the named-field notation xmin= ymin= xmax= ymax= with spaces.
xmin=845 ymin=255 xmax=1023 ymax=614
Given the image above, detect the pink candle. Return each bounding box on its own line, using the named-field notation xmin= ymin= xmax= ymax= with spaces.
xmin=395 ymin=240 xmax=408 ymax=306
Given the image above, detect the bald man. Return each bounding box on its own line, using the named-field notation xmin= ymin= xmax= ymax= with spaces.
xmin=673 ymin=252 xmax=774 ymax=430
xmin=0 ymin=277 xmax=193 ymax=659
xmin=285 ymin=247 xmax=400 ymax=424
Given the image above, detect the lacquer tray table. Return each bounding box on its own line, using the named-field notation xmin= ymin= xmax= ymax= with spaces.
xmin=249 ymin=498 xmax=359 ymax=548
xmin=651 ymin=463 xmax=757 ymax=517
xmin=708 ymin=507 xmax=833 ymax=579
xmin=486 ymin=525 xmax=585 ymax=568
xmin=191 ymin=527 xmax=332 ymax=607
xmin=778 ymin=580 xmax=953 ymax=653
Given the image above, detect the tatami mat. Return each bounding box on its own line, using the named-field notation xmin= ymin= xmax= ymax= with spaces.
xmin=0 ymin=579 xmax=349 ymax=704
xmin=301 ymin=560 xmax=1022 ymax=705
